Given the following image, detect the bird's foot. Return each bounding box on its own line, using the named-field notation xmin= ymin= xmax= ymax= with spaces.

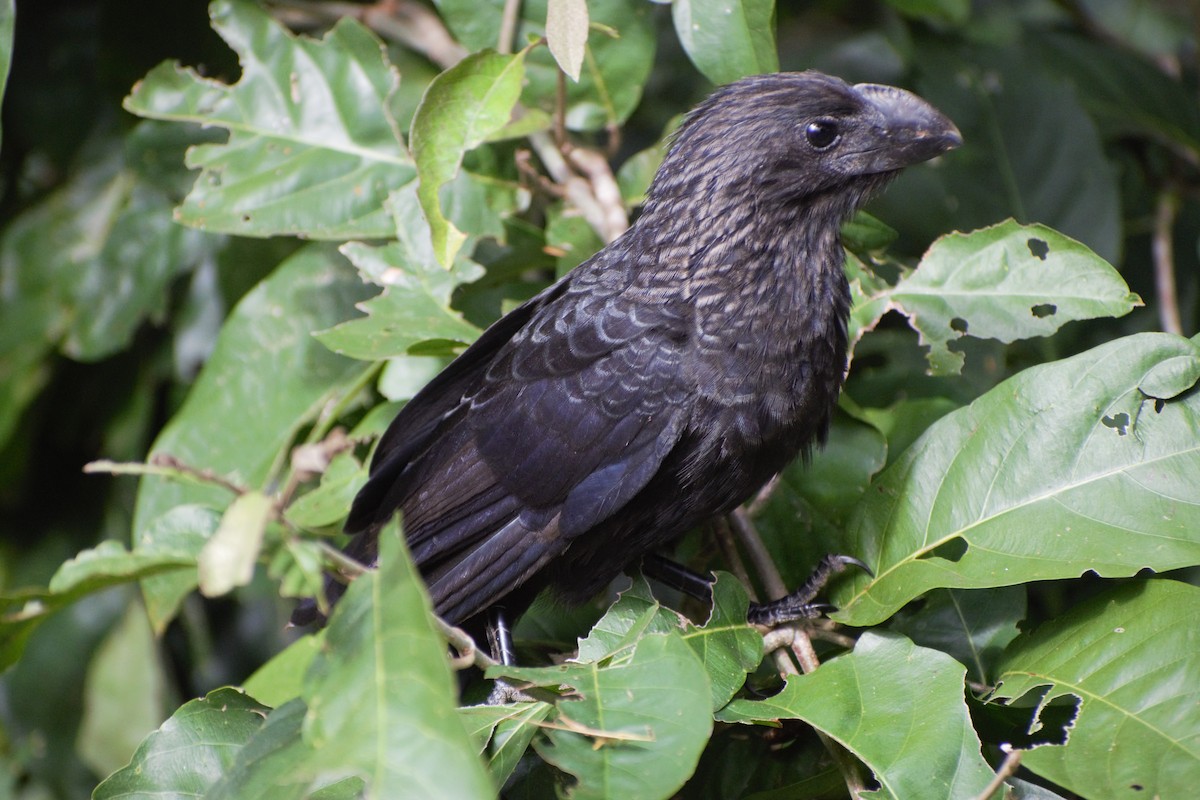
xmin=487 ymin=678 xmax=539 ymax=705
xmin=747 ymin=554 xmax=871 ymax=627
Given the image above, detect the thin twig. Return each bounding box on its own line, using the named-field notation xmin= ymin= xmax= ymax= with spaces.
xmin=728 ymin=508 xmax=868 ymax=796
xmin=436 ymin=617 xmax=500 ymax=671
xmin=970 ymin=748 xmax=1023 ymax=800
xmin=497 ymin=0 xmax=521 ymax=54
xmin=712 ymin=518 xmax=757 ymax=598
xmin=1153 ymin=181 xmax=1183 ymax=335
xmin=745 ymin=473 xmax=783 ymax=517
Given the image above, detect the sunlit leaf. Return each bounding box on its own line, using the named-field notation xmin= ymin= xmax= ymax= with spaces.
xmin=890 ymin=221 xmax=1141 ymax=374
xmin=124 ymin=0 xmax=412 ymax=239
xmin=197 ymin=490 xmax=276 ymax=597
xmin=410 ymin=49 xmax=527 ymax=266
xmin=301 ymin=523 xmax=493 ymax=797
xmin=835 ymin=333 xmax=1200 ymax=626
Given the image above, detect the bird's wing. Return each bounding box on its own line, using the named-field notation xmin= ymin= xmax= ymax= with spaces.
xmin=345 ymin=277 xmax=572 ymax=534
xmin=467 ymin=271 xmax=691 ymax=539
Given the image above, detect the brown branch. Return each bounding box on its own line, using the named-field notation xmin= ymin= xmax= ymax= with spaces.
xmin=970 ymin=748 xmax=1023 ymax=800
xmin=729 ymin=508 xmax=868 ymax=796
xmin=497 ymin=0 xmax=521 ymax=55
xmin=1153 ymin=182 xmax=1184 ymax=335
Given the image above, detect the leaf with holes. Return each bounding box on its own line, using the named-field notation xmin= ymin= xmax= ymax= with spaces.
xmin=991 ymin=579 xmax=1200 ymax=798
xmin=889 ymin=221 xmax=1141 ymax=374
xmin=124 ymin=0 xmax=412 ymax=239
xmin=717 ymin=632 xmax=995 ymax=799
xmin=833 ymin=332 xmax=1200 ymax=626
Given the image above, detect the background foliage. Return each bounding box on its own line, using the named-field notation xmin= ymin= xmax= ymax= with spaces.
xmin=1 ymin=1 xmax=1199 ymax=798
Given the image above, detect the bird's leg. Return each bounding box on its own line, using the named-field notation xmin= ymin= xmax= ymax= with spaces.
xmin=486 ymin=606 xmax=517 ymax=666
xmin=485 ymin=606 xmax=536 ymax=705
xmin=642 ymin=553 xmax=714 ymax=605
xmin=746 ymin=554 xmax=871 ymax=626
xmin=643 ymin=552 xmax=870 ymax=626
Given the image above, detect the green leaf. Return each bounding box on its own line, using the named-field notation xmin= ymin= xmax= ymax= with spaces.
xmin=124 ymin=0 xmax=412 ymax=239
xmin=411 ymin=49 xmax=527 ymax=267
xmin=77 ymin=602 xmax=168 ymax=779
xmin=884 ymin=0 xmax=969 ymax=25
xmin=672 ymin=0 xmax=779 ymax=85
xmin=204 ymin=699 xmax=365 ymax=800
xmin=315 ymin=241 xmax=483 ymax=360
xmin=93 ymin=687 xmax=271 ymax=800
xmin=494 ymin=632 xmax=713 ymax=800
xmin=718 ymin=632 xmax=995 ymax=798
xmin=435 ymin=0 xmax=655 ymax=131
xmin=992 ymin=580 xmax=1200 ymax=798
xmin=0 ymin=134 xmax=214 ymax=447
xmin=547 ymin=0 xmax=589 ymax=81
xmin=891 ymin=221 xmax=1141 ymax=374
xmin=461 ymin=703 xmax=555 ymax=788
xmin=136 ymin=505 xmax=222 ymax=632
xmin=242 ymin=632 xmax=323 ymax=709
xmin=0 ymin=0 xmax=12 ymax=150
xmin=885 ymin=45 xmax=1123 ymax=262
xmin=301 ymin=523 xmax=493 ymax=798
xmin=1035 ymin=31 xmax=1200 ymax=160
xmin=835 ymin=333 xmax=1200 ymax=626
xmin=285 ymin=453 xmax=366 ymax=529
xmin=682 ymin=574 xmax=763 ymax=709
xmin=889 ymin=586 xmax=1025 ymax=685
xmin=132 ymin=246 xmax=372 ymax=632
xmin=197 ymin=490 xmax=276 ymax=597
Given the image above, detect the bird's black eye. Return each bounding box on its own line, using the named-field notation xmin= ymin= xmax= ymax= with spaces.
xmin=805 ymin=119 xmax=840 ymax=150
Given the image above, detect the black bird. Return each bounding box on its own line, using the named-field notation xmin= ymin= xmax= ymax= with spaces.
xmin=299 ymin=72 xmax=960 ymax=632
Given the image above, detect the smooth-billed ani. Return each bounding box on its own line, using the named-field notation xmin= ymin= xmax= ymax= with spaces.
xmin=295 ymin=71 xmax=960 ymax=631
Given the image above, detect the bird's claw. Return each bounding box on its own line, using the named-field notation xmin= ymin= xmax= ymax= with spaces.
xmin=746 ymin=553 xmax=871 ymax=627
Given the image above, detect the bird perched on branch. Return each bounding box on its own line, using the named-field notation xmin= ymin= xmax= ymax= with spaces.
xmin=295 ymin=71 xmax=960 ymax=635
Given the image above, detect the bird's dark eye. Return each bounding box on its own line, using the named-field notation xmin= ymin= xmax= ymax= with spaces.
xmin=805 ymin=119 xmax=840 ymax=150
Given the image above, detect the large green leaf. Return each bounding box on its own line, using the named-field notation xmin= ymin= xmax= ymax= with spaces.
xmin=672 ymin=0 xmax=779 ymax=85
xmin=886 ymin=221 xmax=1141 ymax=374
xmin=1034 ymin=31 xmax=1200 ymax=159
xmin=93 ymin=688 xmax=271 ymax=800
xmin=301 ymin=523 xmax=493 ymax=798
xmin=132 ymin=246 xmax=373 ymax=632
xmin=0 ymin=132 xmax=214 ymax=448
xmin=717 ymin=632 xmax=995 ymax=799
xmin=435 ymin=0 xmax=655 ymax=131
xmin=992 ymin=580 xmax=1200 ymax=799
xmin=410 ymin=49 xmax=527 ymax=267
xmin=124 ymin=0 xmax=412 ymax=239
xmin=204 ymin=699 xmax=364 ymax=800
xmin=494 ymin=632 xmax=713 ymax=800
xmin=881 ymin=43 xmax=1122 ymax=263
xmin=834 ymin=332 xmax=1200 ymax=626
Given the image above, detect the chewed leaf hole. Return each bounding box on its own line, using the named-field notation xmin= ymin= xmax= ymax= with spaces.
xmin=1027 ymin=238 xmax=1050 ymax=260
xmin=1102 ymin=412 xmax=1130 ymax=436
xmin=921 ymin=537 xmax=967 ymax=563
xmin=1031 ymin=303 xmax=1057 ymax=318
xmin=950 ymin=317 xmax=969 ymax=334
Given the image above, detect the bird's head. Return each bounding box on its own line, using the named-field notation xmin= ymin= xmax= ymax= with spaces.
xmin=647 ymin=71 xmax=961 ymax=208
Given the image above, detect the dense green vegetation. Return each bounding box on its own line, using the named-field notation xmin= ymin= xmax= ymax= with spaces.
xmin=1 ymin=1 xmax=1198 ymax=798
